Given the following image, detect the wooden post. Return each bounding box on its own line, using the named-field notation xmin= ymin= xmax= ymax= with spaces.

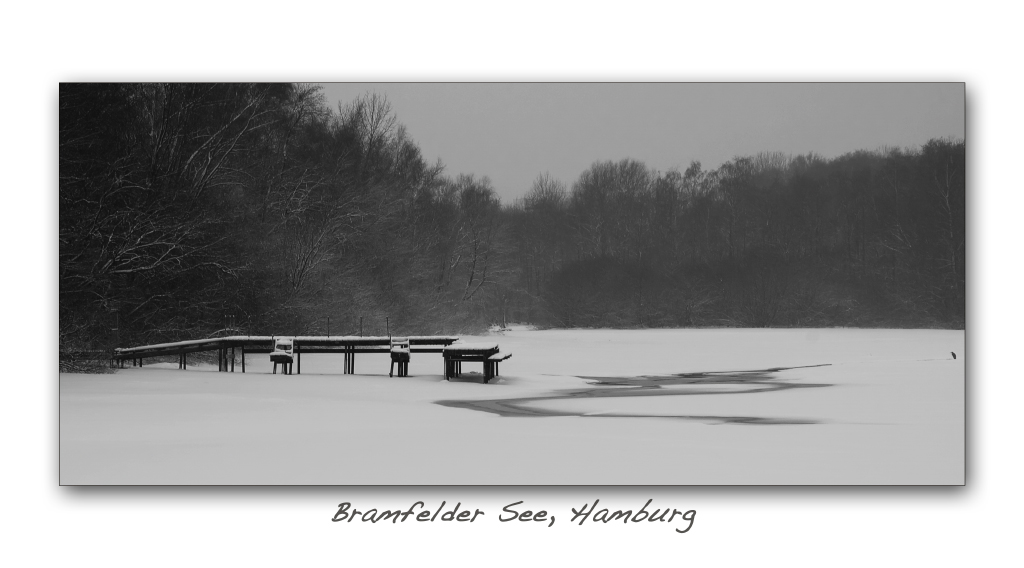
xmin=241 ymin=345 xmax=245 ymax=373
xmin=231 ymin=347 xmax=235 ymax=372
xmin=273 ymin=362 xmax=277 ymax=374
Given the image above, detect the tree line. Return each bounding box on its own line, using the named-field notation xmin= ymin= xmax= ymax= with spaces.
xmin=59 ymin=83 xmax=965 ymax=365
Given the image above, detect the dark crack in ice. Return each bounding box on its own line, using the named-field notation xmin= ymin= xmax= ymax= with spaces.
xmin=436 ymin=364 xmax=831 ymax=425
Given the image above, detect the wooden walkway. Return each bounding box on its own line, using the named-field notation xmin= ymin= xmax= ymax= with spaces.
xmin=113 ymin=335 xmax=459 ymax=375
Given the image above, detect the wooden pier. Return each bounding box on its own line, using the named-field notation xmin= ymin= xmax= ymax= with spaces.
xmin=112 ymin=335 xmax=464 ymax=376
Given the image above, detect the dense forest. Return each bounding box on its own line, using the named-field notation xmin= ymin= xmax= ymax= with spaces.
xmin=60 ymin=83 xmax=965 ymax=365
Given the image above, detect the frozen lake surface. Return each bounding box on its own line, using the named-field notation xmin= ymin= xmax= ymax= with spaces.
xmin=60 ymin=328 xmax=964 ymax=485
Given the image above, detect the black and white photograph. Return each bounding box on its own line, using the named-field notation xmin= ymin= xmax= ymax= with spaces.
xmin=59 ymin=82 xmax=965 ymax=485
xmin=14 ymin=1 xmax=1024 ymax=565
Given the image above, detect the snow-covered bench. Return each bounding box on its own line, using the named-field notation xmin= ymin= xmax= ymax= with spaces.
xmin=389 ymin=337 xmax=411 ymax=377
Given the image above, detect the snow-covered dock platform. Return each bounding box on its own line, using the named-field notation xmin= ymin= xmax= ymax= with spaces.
xmin=442 ymin=343 xmax=513 ymax=382
xmin=113 ymin=335 xmax=461 ymax=375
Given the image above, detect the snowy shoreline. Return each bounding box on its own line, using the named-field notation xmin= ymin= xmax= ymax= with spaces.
xmin=60 ymin=327 xmax=964 ymax=485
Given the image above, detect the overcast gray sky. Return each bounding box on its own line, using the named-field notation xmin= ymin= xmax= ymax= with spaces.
xmin=319 ymin=83 xmax=964 ymax=202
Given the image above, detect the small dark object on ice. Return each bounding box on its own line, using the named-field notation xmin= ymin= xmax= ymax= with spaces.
xmin=951 ymin=352 xmax=957 ymax=359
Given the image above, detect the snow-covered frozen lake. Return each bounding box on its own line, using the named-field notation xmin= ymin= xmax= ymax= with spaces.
xmin=60 ymin=328 xmax=964 ymax=485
